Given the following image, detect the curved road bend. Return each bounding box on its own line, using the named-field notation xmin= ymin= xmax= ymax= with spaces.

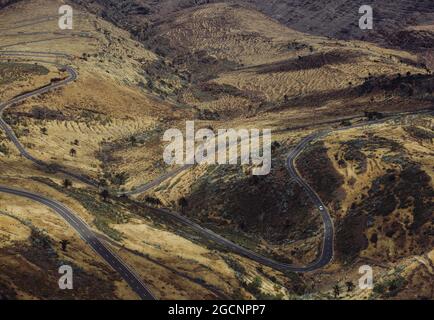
xmin=0 ymin=60 xmax=98 ymax=187
xmin=144 ymin=131 xmax=333 ymax=273
xmin=2 ymin=52 xmax=431 ymax=275
xmin=0 ymin=186 xmax=156 ymax=300
xmin=0 ymin=55 xmax=156 ymax=298
xmin=0 ymin=53 xmax=333 ymax=273
xmin=131 ymin=110 xmax=433 ymax=272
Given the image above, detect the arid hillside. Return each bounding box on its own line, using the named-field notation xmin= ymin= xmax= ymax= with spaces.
xmin=0 ymin=0 xmax=311 ymax=301
xmin=0 ymin=0 xmax=433 ymax=300
xmin=297 ymin=113 xmax=434 ymax=299
xmin=242 ymin=0 xmax=434 ymax=70
xmin=72 ymin=0 xmax=434 ymax=73
xmin=70 ymin=0 xmax=434 ymax=49
xmin=238 ymin=1 xmax=434 ymax=46
xmin=144 ymin=3 xmax=432 ymax=121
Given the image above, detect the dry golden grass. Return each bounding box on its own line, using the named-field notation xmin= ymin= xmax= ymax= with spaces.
xmin=110 ymin=218 xmax=243 ymax=299
xmin=154 ymin=3 xmax=428 ymax=120
xmin=0 ymin=183 xmax=137 ymax=299
xmin=325 ymin=115 xmax=434 ymax=218
xmin=0 ymin=63 xmax=60 ymax=101
xmin=1 ymin=0 xmax=432 ymax=300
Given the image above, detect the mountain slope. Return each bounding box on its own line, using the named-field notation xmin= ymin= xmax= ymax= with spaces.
xmin=1 ymin=0 xmax=433 ymax=300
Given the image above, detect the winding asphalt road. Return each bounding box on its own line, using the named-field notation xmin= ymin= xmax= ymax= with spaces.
xmin=0 ymin=52 xmax=154 ymax=299
xmin=0 ymin=61 xmax=98 ymax=187
xmin=141 ymin=131 xmax=334 ymax=273
xmin=0 ymin=52 xmax=333 ymax=277
xmin=0 ymin=186 xmax=156 ymax=300
xmin=2 ymin=50 xmax=432 ymax=285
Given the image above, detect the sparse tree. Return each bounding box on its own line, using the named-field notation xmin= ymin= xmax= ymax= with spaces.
xmin=63 ymin=179 xmax=72 ymax=189
xmin=129 ymin=136 xmax=137 ymax=146
xmin=40 ymin=127 xmax=48 ymax=135
xmin=271 ymin=141 xmax=281 ymax=152
xmin=100 ymin=189 xmax=110 ymax=202
xmin=59 ymin=240 xmax=70 ymax=252
xmin=112 ymin=172 xmax=129 ymax=186
xmin=178 ymin=197 xmax=188 ymax=213
xmin=99 ymin=178 xmax=108 ymax=188
xmin=333 ymin=284 xmax=341 ymax=298
xmin=69 ymin=148 xmax=77 ymax=157
xmin=145 ymin=196 xmax=162 ymax=207
xmin=246 ymin=276 xmax=263 ymax=295
xmin=73 ymin=139 xmax=80 ymax=146
xmin=345 ymin=281 xmax=355 ymax=292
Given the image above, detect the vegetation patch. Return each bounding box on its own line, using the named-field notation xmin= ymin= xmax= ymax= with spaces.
xmin=0 ymin=212 xmax=119 ymax=299
xmin=336 ymin=162 xmax=433 ymax=262
xmin=404 ymin=126 xmax=434 ymax=142
xmin=0 ymin=143 xmax=10 ymax=156
xmin=32 ymin=178 xmax=128 ymax=241
xmin=373 ymin=274 xmax=407 ymax=298
xmin=297 ymin=141 xmax=345 ymax=206
xmin=0 ymin=62 xmax=49 ymax=85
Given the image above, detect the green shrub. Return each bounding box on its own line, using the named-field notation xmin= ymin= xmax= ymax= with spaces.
xmin=0 ymin=143 xmax=10 ymax=156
